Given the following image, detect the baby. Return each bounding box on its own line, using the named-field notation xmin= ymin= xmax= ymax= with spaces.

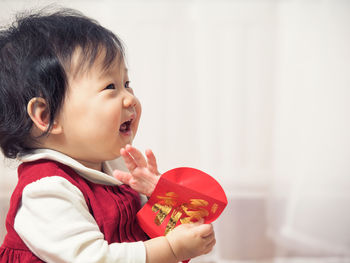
xmin=0 ymin=8 xmax=215 ymax=263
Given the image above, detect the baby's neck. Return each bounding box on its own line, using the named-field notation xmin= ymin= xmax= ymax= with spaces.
xmin=33 ymin=133 xmax=103 ymax=172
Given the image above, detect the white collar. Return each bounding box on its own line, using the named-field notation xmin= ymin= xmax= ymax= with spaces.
xmin=19 ymin=149 xmax=123 ymax=186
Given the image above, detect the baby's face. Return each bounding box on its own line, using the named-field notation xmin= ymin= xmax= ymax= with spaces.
xmin=56 ymin=50 xmax=141 ymax=170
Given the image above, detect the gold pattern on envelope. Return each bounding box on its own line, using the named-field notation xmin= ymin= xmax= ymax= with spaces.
xmin=151 ymin=192 xmax=219 ymax=235
xmin=152 ymin=204 xmax=172 ymax=225
xmin=211 ymin=203 xmax=218 ymax=213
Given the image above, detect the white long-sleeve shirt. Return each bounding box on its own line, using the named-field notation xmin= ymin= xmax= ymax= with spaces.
xmin=13 ymin=149 xmax=147 ymax=263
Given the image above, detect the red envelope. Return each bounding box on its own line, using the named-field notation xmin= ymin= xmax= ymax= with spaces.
xmin=137 ymin=167 xmax=228 ymax=262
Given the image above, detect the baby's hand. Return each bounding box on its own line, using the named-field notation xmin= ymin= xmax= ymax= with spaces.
xmin=113 ymin=144 xmax=160 ymax=196
xmin=166 ymin=222 xmax=216 ymax=261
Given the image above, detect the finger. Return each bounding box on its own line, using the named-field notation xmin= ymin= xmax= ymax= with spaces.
xmin=125 ymin=145 xmax=147 ymax=167
xmin=203 ymin=231 xmax=215 ymax=244
xmin=188 ymin=218 xmax=204 ymax=227
xmin=113 ymin=170 xmax=133 ymax=185
xmin=145 ymin=149 xmax=160 ymax=175
xmin=120 ymin=147 xmax=137 ymax=171
xmin=195 ymin=224 xmax=214 ymax=238
xmin=206 ymin=236 xmax=216 ymax=247
xmin=203 ymin=238 xmax=216 ymax=254
xmin=204 ymin=238 xmax=216 ymax=254
xmin=197 ymin=218 xmax=205 ymax=224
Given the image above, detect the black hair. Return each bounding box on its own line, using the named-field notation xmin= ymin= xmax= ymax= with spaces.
xmin=0 ymin=8 xmax=125 ymax=159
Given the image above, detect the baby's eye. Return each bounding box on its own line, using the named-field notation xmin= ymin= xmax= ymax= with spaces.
xmin=104 ymin=83 xmax=115 ymax=90
xmin=124 ymin=81 xmax=130 ymax=89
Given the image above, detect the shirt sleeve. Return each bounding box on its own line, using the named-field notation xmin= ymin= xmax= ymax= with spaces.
xmin=14 ymin=176 xmax=146 ymax=263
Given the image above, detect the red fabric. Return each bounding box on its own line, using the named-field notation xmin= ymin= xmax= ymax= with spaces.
xmin=0 ymin=159 xmax=148 ymax=262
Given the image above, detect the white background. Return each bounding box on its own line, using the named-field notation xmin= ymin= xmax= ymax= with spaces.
xmin=0 ymin=0 xmax=349 ymax=262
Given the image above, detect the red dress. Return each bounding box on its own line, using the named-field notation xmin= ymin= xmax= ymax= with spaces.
xmin=0 ymin=159 xmax=148 ymax=262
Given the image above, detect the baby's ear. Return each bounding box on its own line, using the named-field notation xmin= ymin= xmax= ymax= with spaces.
xmin=27 ymin=97 xmax=62 ymax=134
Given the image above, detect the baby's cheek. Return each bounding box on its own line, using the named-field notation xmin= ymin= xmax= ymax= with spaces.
xmin=136 ymin=98 xmax=142 ymax=116
xmin=134 ymin=101 xmax=142 ymax=130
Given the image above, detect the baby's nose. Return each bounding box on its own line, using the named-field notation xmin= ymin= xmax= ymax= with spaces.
xmin=123 ymin=92 xmax=136 ymax=108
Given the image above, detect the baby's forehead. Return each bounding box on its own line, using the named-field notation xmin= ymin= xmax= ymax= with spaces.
xmin=66 ymin=46 xmax=126 ymax=80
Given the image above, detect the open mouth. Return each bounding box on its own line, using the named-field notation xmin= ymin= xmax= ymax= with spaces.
xmin=119 ymin=119 xmax=133 ymax=134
